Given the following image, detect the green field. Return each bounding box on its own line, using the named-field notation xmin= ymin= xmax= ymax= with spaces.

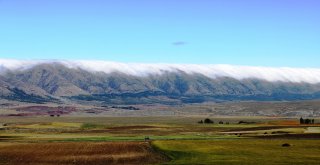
xmin=153 ymin=139 xmax=320 ymax=165
xmin=0 ymin=116 xmax=320 ymax=164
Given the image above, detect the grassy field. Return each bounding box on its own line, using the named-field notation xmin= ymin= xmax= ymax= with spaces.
xmin=153 ymin=139 xmax=320 ymax=165
xmin=0 ymin=116 xmax=319 ymax=164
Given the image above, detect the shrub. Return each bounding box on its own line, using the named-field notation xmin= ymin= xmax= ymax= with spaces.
xmin=282 ymin=143 xmax=291 ymax=147
xmin=204 ymin=118 xmax=214 ymax=124
xmin=198 ymin=120 xmax=203 ymax=124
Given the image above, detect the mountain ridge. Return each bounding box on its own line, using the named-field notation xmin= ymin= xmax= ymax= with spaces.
xmin=1 ymin=62 xmax=320 ymax=104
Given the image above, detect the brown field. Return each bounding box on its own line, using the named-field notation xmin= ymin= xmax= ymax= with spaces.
xmin=0 ymin=142 xmax=167 ymax=165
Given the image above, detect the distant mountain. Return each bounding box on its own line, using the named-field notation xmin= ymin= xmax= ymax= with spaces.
xmin=1 ymin=60 xmax=320 ymax=104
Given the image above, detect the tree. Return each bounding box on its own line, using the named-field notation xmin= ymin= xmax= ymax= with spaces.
xmin=198 ymin=120 xmax=203 ymax=124
xmin=204 ymin=118 xmax=214 ymax=124
xmin=305 ymin=119 xmax=311 ymax=124
xmin=300 ymin=117 xmax=304 ymax=124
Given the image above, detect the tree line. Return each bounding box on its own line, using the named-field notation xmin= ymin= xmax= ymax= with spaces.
xmin=300 ymin=117 xmax=315 ymax=124
xmin=198 ymin=118 xmax=229 ymax=124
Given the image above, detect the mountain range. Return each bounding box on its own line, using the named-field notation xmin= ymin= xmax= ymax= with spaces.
xmin=1 ymin=60 xmax=320 ymax=105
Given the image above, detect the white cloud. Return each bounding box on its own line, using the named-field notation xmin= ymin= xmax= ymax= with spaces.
xmin=1 ymin=59 xmax=320 ymax=84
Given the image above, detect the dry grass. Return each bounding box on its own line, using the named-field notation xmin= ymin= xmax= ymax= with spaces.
xmin=0 ymin=142 xmax=167 ymax=165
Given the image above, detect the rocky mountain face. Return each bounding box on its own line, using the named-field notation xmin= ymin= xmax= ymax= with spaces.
xmin=1 ymin=63 xmax=320 ymax=105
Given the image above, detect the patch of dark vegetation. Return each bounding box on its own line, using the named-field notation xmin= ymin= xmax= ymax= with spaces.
xmin=257 ymin=133 xmax=320 ymax=139
xmin=7 ymin=113 xmax=30 ymax=117
xmin=198 ymin=118 xmax=214 ymax=124
xmin=0 ymin=136 xmax=23 ymax=142
xmin=16 ymin=106 xmax=76 ymax=116
xmin=144 ymin=136 xmax=151 ymax=142
xmin=300 ymin=117 xmax=315 ymax=124
xmin=198 ymin=119 xmax=231 ymax=125
xmin=66 ymin=91 xmax=320 ymax=104
xmin=111 ymin=105 xmax=140 ymax=110
xmin=180 ymin=96 xmax=206 ymax=103
xmin=3 ymin=88 xmax=54 ymax=104
xmin=282 ymin=143 xmax=291 ymax=147
xmin=238 ymin=121 xmax=256 ymax=124
xmin=0 ymin=103 xmax=16 ymax=107
xmin=213 ymin=92 xmax=320 ymax=102
xmin=67 ymin=91 xmax=178 ymax=105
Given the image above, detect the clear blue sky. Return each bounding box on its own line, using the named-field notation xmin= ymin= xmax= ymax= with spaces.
xmin=0 ymin=0 xmax=319 ymax=67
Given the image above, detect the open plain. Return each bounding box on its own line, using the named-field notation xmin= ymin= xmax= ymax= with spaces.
xmin=1 ymin=110 xmax=320 ymax=165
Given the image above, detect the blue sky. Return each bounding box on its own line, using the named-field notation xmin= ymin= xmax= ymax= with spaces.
xmin=0 ymin=0 xmax=319 ymax=67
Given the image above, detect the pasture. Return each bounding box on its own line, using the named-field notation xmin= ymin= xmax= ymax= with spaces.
xmin=0 ymin=116 xmax=319 ymax=164
xmin=153 ymin=139 xmax=320 ymax=165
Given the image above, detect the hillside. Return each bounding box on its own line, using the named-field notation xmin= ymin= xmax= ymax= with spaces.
xmin=1 ymin=61 xmax=320 ymax=104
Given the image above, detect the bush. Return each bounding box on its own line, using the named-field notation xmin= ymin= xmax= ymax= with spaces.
xmin=204 ymin=118 xmax=214 ymax=124
xmin=282 ymin=143 xmax=291 ymax=147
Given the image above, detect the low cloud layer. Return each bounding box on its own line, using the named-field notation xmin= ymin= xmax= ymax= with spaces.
xmin=1 ymin=59 xmax=320 ymax=84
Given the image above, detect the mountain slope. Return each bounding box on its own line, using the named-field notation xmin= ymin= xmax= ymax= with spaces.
xmin=1 ymin=62 xmax=320 ymax=104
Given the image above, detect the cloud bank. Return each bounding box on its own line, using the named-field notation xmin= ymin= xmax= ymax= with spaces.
xmin=1 ymin=59 xmax=320 ymax=84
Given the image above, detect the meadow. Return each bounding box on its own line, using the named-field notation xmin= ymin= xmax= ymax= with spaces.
xmin=0 ymin=116 xmax=319 ymax=164
xmin=153 ymin=140 xmax=320 ymax=165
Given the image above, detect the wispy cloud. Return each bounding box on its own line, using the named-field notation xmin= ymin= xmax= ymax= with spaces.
xmin=172 ymin=41 xmax=187 ymax=46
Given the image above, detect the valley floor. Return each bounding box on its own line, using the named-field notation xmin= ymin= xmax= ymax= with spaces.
xmin=0 ymin=116 xmax=319 ymax=164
